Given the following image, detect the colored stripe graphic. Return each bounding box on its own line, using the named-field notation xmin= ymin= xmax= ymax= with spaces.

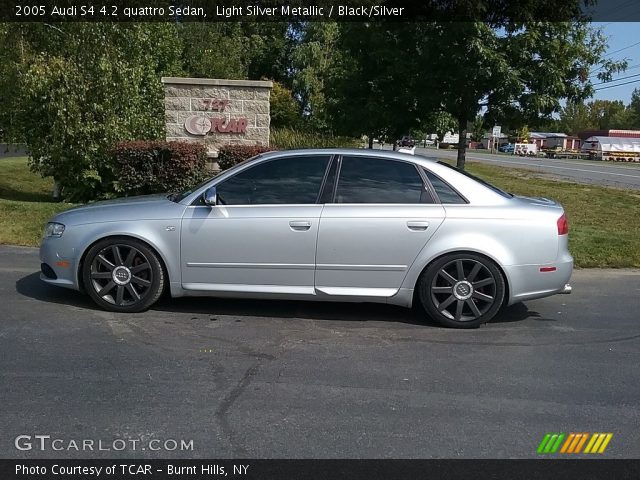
xmin=585 ymin=433 xmax=613 ymax=454
xmin=537 ymin=433 xmax=565 ymax=454
xmin=539 ymin=433 xmax=613 ymax=454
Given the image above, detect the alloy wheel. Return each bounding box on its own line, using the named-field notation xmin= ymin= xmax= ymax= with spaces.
xmin=89 ymin=244 xmax=153 ymax=307
xmin=430 ymin=258 xmax=497 ymax=322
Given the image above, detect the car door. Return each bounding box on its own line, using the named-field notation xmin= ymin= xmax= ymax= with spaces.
xmin=180 ymin=154 xmax=331 ymax=294
xmin=315 ymin=155 xmax=446 ymax=297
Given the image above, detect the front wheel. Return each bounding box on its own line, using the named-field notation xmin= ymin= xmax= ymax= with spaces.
xmin=82 ymin=237 xmax=165 ymax=312
xmin=418 ymin=253 xmax=505 ymax=328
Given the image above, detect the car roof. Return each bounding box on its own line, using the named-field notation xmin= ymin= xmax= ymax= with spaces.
xmin=259 ymin=148 xmax=437 ymax=163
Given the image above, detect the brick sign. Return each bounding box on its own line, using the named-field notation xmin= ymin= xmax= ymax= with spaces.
xmin=162 ymin=77 xmax=272 ymax=157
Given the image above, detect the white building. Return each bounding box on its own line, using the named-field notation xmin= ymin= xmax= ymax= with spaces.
xmin=582 ymin=136 xmax=640 ymax=161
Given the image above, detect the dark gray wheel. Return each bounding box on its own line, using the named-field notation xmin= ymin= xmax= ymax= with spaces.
xmin=82 ymin=237 xmax=165 ymax=312
xmin=419 ymin=253 xmax=505 ymax=328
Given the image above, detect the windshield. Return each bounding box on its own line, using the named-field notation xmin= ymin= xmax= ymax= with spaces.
xmin=168 ymin=154 xmax=266 ymax=203
xmin=437 ymin=162 xmax=513 ymax=198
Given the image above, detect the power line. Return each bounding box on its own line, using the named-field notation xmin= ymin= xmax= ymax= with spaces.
xmin=593 ymin=72 xmax=640 ymax=85
xmin=604 ymin=40 xmax=640 ymax=57
xmin=590 ymin=63 xmax=640 ymax=78
xmin=594 ymin=78 xmax=640 ymax=91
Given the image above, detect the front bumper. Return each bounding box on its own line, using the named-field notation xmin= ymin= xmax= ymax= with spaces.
xmin=39 ymin=236 xmax=80 ymax=290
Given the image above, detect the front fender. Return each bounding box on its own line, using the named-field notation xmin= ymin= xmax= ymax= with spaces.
xmin=72 ymin=221 xmax=181 ymax=291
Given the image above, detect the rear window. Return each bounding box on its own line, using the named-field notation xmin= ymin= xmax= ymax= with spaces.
xmin=436 ymin=162 xmax=513 ymax=199
xmin=423 ymin=170 xmax=467 ymax=204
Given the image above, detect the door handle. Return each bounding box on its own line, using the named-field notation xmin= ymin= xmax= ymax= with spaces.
xmin=289 ymin=220 xmax=311 ymax=231
xmin=407 ymin=221 xmax=429 ymax=231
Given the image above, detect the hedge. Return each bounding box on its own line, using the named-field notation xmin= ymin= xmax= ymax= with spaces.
xmin=110 ymin=141 xmax=208 ymax=196
xmin=217 ymin=145 xmax=274 ymax=171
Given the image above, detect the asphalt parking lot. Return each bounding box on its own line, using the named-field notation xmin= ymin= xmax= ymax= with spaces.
xmin=1 ymin=245 xmax=639 ymax=459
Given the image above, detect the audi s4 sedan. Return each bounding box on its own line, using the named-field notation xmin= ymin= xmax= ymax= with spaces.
xmin=40 ymin=148 xmax=572 ymax=328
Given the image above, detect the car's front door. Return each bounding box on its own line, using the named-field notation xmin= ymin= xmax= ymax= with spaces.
xmin=315 ymin=155 xmax=446 ymax=297
xmin=180 ymin=155 xmax=331 ymax=294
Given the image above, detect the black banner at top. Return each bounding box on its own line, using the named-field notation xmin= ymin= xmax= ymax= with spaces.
xmin=1 ymin=0 xmax=640 ymax=22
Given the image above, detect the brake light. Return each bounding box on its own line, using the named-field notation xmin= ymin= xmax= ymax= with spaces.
xmin=557 ymin=213 xmax=569 ymax=235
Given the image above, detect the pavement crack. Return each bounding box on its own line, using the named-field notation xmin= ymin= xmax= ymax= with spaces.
xmin=214 ymin=361 xmax=263 ymax=457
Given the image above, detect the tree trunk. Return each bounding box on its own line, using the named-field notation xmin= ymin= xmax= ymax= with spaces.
xmin=368 ymin=136 xmax=374 ymax=149
xmin=456 ymin=116 xmax=467 ymax=170
xmin=52 ymin=179 xmax=62 ymax=201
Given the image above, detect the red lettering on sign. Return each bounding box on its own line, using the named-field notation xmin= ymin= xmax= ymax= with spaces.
xmin=202 ymin=99 xmax=231 ymax=112
xmin=210 ymin=117 xmax=248 ymax=134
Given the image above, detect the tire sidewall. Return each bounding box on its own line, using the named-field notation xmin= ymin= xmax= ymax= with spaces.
xmin=419 ymin=253 xmax=505 ymax=328
xmin=82 ymin=237 xmax=164 ymax=313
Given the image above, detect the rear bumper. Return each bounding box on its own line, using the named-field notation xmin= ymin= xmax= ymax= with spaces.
xmin=504 ymin=257 xmax=573 ymax=305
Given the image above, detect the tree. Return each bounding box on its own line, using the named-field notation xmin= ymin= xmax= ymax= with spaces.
xmin=558 ymin=99 xmax=634 ymax=134
xmin=630 ymin=88 xmax=640 ymax=128
xmin=470 ymin=115 xmax=485 ymax=142
xmin=588 ymin=99 xmax=633 ymax=130
xmin=516 ymin=125 xmax=530 ymax=142
xmin=270 ymin=82 xmax=302 ymax=129
xmin=6 ymin=23 xmax=182 ymax=200
xmin=326 ymin=23 xmax=425 ymax=148
xmin=178 ymin=23 xmax=249 ymax=79
xmin=424 ymin=111 xmax=458 ymax=147
xmin=557 ymin=102 xmax=594 ymax=134
xmin=290 ymin=22 xmax=341 ymax=131
xmin=415 ymin=21 xmax=626 ymax=169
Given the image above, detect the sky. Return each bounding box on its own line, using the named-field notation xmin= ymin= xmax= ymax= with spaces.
xmin=591 ymin=22 xmax=640 ymax=104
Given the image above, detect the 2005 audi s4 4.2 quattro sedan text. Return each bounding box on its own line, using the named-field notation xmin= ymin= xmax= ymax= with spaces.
xmin=39 ymin=149 xmax=572 ymax=328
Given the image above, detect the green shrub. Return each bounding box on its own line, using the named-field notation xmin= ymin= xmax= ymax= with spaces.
xmin=110 ymin=141 xmax=208 ymax=196
xmin=271 ymin=128 xmax=363 ymax=149
xmin=217 ymin=145 xmax=274 ymax=171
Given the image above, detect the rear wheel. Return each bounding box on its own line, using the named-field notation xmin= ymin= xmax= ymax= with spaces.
xmin=418 ymin=253 xmax=505 ymax=328
xmin=82 ymin=237 xmax=165 ymax=312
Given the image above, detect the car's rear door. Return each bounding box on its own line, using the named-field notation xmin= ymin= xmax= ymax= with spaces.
xmin=315 ymin=155 xmax=446 ymax=297
xmin=180 ymin=154 xmax=331 ymax=294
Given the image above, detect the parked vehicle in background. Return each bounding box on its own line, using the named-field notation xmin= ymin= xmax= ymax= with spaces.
xmin=39 ymin=149 xmax=572 ymax=329
xmin=514 ymin=143 xmax=538 ymax=156
xmin=398 ymin=135 xmax=415 ymax=147
xmin=498 ymin=143 xmax=515 ymax=153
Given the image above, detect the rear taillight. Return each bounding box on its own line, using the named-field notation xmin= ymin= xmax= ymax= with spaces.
xmin=557 ymin=213 xmax=569 ymax=235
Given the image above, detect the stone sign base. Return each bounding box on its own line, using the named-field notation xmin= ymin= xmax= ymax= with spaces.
xmin=162 ymin=77 xmax=272 ymax=159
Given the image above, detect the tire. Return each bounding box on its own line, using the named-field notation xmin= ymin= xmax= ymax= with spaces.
xmin=418 ymin=253 xmax=505 ymax=329
xmin=82 ymin=237 xmax=165 ymax=313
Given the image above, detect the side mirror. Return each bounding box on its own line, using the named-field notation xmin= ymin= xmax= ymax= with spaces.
xmin=203 ymin=186 xmax=217 ymax=206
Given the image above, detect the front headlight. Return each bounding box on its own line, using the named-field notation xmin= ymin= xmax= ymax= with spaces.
xmin=44 ymin=222 xmax=65 ymax=238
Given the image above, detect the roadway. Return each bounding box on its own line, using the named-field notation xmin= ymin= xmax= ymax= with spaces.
xmin=388 ymin=146 xmax=640 ymax=190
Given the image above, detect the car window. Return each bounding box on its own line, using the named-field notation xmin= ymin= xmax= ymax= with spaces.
xmin=334 ymin=156 xmax=429 ymax=204
xmin=216 ymin=155 xmax=330 ymax=205
xmin=423 ymin=169 xmax=467 ymax=204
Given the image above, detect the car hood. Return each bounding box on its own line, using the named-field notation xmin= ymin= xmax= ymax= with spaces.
xmin=52 ymin=194 xmax=187 ymax=226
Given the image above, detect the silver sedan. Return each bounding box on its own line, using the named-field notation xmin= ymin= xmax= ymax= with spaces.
xmin=39 ymin=148 xmax=572 ymax=328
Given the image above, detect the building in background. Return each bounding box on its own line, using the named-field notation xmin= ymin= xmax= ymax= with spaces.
xmin=581 ymin=136 xmax=640 ymax=162
xmin=530 ymin=132 xmax=582 ymax=151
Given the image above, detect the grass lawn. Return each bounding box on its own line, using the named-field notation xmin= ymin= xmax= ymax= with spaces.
xmin=1 ymin=156 xmax=639 ymax=268
xmin=0 ymin=157 xmax=75 ymax=247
